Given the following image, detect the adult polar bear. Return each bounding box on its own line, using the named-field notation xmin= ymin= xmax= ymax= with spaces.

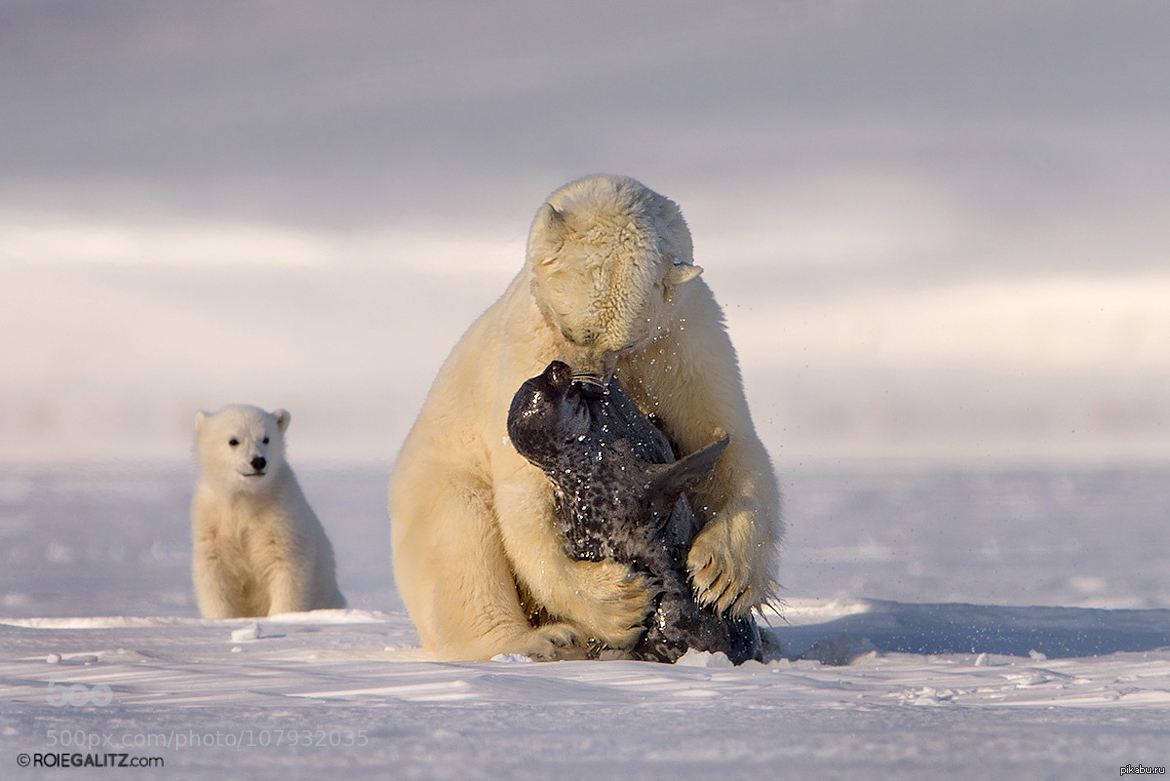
xmin=390 ymin=174 xmax=781 ymax=660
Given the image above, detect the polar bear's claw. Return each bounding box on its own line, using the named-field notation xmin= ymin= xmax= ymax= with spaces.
xmin=522 ymin=623 xmax=586 ymax=660
xmin=688 ymin=533 xmax=755 ymax=617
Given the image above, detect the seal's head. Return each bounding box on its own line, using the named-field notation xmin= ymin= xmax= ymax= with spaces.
xmin=506 ymin=360 xmax=599 ymax=471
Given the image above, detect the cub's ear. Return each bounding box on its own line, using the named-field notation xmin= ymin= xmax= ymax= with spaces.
xmin=665 ymin=261 xmax=703 ymax=287
xmin=273 ymin=409 xmax=291 ymax=433
xmin=195 ymin=410 xmax=208 ymax=432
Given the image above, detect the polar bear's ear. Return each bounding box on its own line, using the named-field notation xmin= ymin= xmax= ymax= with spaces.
xmin=538 ymin=203 xmax=566 ymax=235
xmin=533 ymin=203 xmax=568 ymax=265
xmin=195 ymin=410 xmax=208 ymax=432
xmin=665 ymin=262 xmax=703 ymax=287
xmin=274 ymin=409 xmax=291 ymax=433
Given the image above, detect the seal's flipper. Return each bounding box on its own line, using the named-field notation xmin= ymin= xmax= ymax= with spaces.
xmin=664 ymin=493 xmax=703 ymax=550
xmin=645 ymin=434 xmax=730 ymax=511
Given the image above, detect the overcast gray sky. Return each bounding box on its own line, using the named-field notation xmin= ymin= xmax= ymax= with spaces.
xmin=1 ymin=1 xmax=1168 ymax=465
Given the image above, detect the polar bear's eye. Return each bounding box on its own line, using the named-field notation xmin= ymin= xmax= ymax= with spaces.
xmin=262 ymin=436 xmax=269 ymax=445
xmin=229 ymin=438 xmax=239 ymax=447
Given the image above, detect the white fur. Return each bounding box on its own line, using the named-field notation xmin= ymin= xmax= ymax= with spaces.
xmin=191 ymin=404 xmax=346 ymax=618
xmin=390 ymin=174 xmax=781 ymax=660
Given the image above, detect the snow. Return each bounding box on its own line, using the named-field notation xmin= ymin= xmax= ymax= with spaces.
xmin=3 ymin=465 xmax=1170 ymax=779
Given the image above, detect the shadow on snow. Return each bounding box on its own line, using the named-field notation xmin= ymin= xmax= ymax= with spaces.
xmin=766 ymin=600 xmax=1170 ymax=665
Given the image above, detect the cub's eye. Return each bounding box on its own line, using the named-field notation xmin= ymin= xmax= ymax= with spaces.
xmin=228 ymin=438 xmax=239 ymax=447
xmin=262 ymin=436 xmax=269 ymax=445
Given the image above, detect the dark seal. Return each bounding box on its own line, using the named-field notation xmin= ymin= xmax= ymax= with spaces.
xmin=507 ymin=360 xmax=763 ymax=664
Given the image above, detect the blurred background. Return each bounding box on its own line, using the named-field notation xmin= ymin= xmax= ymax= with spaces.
xmin=2 ymin=0 xmax=1168 ymax=468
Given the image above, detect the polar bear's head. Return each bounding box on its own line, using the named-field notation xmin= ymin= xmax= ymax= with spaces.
xmin=526 ymin=174 xmax=703 ymax=380
xmin=195 ymin=405 xmax=291 ymax=493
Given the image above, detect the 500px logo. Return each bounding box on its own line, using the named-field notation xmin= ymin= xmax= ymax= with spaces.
xmin=45 ymin=676 xmax=112 ymax=708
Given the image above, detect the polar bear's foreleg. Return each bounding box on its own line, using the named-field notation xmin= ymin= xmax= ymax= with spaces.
xmin=192 ymin=551 xmax=240 ymax=619
xmin=630 ymin=293 xmax=782 ymax=618
xmin=392 ymin=470 xmax=589 ymax=660
xmin=492 ymin=469 xmax=659 ymax=651
xmin=669 ymin=401 xmax=779 ymax=617
xmin=264 ymin=557 xmax=309 ymax=615
xmin=685 ymin=445 xmax=778 ymax=616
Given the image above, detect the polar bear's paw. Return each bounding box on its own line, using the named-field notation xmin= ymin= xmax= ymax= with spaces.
xmin=687 ymin=525 xmax=760 ymax=617
xmin=570 ymin=559 xmax=660 ymax=649
xmin=512 ymin=622 xmax=587 ymax=661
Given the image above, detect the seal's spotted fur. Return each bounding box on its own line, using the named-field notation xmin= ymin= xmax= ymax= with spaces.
xmin=507 ymin=361 xmax=762 ymax=664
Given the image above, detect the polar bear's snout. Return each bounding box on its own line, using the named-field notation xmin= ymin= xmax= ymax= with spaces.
xmin=237 ymin=452 xmax=268 ymax=479
xmin=557 ymin=349 xmax=616 ymax=385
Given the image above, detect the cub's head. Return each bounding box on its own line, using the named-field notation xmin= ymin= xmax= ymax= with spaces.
xmin=195 ymin=405 xmax=291 ymax=492
xmin=526 ymin=174 xmax=704 ymax=381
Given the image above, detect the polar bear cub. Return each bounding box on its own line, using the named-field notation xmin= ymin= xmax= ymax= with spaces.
xmin=191 ymin=404 xmax=346 ymax=618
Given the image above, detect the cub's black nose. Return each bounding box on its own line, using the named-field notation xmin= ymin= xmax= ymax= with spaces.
xmin=250 ymin=456 xmax=267 ymax=472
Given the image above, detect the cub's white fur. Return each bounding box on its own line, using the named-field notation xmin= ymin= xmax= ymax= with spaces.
xmin=191 ymin=404 xmax=345 ymax=618
xmin=390 ymin=174 xmax=781 ymax=661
